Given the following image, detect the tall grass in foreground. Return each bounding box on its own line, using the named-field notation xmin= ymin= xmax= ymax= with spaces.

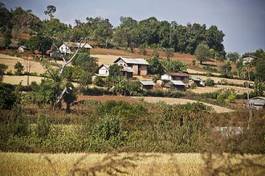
xmin=0 ymin=153 xmax=264 ymax=176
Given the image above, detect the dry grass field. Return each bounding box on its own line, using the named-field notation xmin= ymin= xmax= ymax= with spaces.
xmin=191 ymin=75 xmax=253 ymax=86
xmin=190 ymin=85 xmax=253 ymax=94
xmin=2 ymin=75 xmax=44 ymax=86
xmin=0 ymin=152 xmax=264 ymax=176
xmin=133 ymin=96 xmax=233 ymax=113
xmin=0 ymin=53 xmax=46 ymax=74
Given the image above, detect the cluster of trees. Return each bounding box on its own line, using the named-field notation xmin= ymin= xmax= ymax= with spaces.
xmin=0 ymin=3 xmax=226 ymax=58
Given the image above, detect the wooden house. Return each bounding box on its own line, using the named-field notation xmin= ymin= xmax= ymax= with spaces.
xmin=140 ymin=80 xmax=155 ymax=90
xmin=114 ymin=57 xmax=149 ymax=76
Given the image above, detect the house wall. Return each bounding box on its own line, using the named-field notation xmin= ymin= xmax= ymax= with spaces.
xmin=132 ymin=65 xmax=139 ymax=75
xmin=139 ymin=65 xmax=148 ymax=76
xmin=98 ymin=67 xmax=109 ymax=76
xmin=116 ymin=59 xmax=128 ymax=67
xmin=161 ymin=74 xmax=172 ymax=81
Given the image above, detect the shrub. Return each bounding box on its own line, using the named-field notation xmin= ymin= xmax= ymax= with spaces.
xmin=217 ymin=89 xmax=236 ymax=105
xmin=14 ymin=61 xmax=24 ymax=75
xmin=94 ymin=76 xmax=105 ymax=87
xmin=205 ymin=78 xmax=215 ymax=87
xmin=0 ymin=83 xmax=16 ymax=109
xmin=36 ymin=115 xmax=50 ymax=138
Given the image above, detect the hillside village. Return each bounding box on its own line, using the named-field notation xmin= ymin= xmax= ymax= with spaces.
xmin=0 ymin=2 xmax=265 ymax=176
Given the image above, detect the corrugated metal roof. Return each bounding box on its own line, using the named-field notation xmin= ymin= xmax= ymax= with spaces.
xmin=170 ymin=80 xmax=186 ymax=86
xmin=115 ymin=57 xmax=149 ymax=65
xmin=64 ymin=42 xmax=92 ymax=49
xmin=98 ymin=64 xmax=110 ymax=69
xmin=140 ymin=80 xmax=155 ymax=86
xmin=249 ymin=97 xmax=265 ymax=106
xmin=168 ymin=72 xmax=189 ymax=77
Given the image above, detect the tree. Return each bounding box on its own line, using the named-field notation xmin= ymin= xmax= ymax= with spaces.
xmin=25 ymin=35 xmax=53 ymax=55
xmin=255 ymin=59 xmax=265 ymax=82
xmin=109 ymin=64 xmax=123 ymax=78
xmin=14 ymin=61 xmax=24 ymax=75
xmin=148 ymin=57 xmax=165 ymax=75
xmin=0 ymin=64 xmax=7 ymax=82
xmin=162 ymin=59 xmax=187 ymax=72
xmin=0 ymin=2 xmax=12 ymax=48
xmin=195 ymin=43 xmax=209 ymax=64
xmin=221 ymin=61 xmax=232 ymax=78
xmin=226 ymin=52 xmax=240 ymax=62
xmin=44 ymin=5 xmax=56 ymax=20
xmin=0 ymin=83 xmax=16 ymax=109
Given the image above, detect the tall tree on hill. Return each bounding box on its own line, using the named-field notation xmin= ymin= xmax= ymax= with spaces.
xmin=0 ymin=2 xmax=12 ymax=48
xmin=44 ymin=5 xmax=56 ymax=20
xmin=113 ymin=17 xmax=138 ymax=50
xmin=195 ymin=43 xmax=210 ymax=64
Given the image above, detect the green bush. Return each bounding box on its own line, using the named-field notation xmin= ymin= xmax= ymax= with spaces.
xmin=36 ymin=115 xmax=50 ymax=138
xmin=205 ymin=78 xmax=215 ymax=86
xmin=0 ymin=83 xmax=17 ymax=109
xmin=94 ymin=76 xmax=105 ymax=87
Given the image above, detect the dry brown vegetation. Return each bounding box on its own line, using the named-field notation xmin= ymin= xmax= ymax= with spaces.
xmin=0 ymin=152 xmax=264 ymax=176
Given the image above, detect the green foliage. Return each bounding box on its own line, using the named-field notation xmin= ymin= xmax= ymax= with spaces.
xmin=216 ymin=89 xmax=236 ymax=105
xmin=221 ymin=61 xmax=233 ymax=78
xmin=205 ymin=78 xmax=215 ymax=87
xmin=25 ymin=35 xmax=53 ymax=54
xmin=0 ymin=64 xmax=7 ymax=81
xmin=195 ymin=43 xmax=209 ymax=64
xmin=255 ymin=58 xmax=265 ymax=82
xmin=0 ymin=83 xmax=16 ymax=109
xmin=112 ymin=79 xmax=142 ymax=96
xmin=36 ymin=115 xmax=50 ymax=138
xmin=14 ymin=61 xmax=24 ymax=75
xmin=109 ymin=64 xmax=123 ymax=78
xmin=7 ymin=103 xmax=29 ymax=137
xmin=226 ymin=52 xmax=240 ymax=62
xmin=161 ymin=59 xmax=187 ymax=72
xmin=94 ymin=76 xmax=105 ymax=87
xmin=0 ymin=3 xmax=12 ymax=48
xmin=31 ymin=79 xmax=59 ymax=106
xmin=254 ymin=81 xmax=265 ymax=96
xmin=44 ymin=5 xmax=56 ymax=20
xmin=148 ymin=57 xmax=165 ymax=75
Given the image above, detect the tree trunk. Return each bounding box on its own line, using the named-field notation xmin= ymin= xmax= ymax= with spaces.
xmin=66 ymin=103 xmax=71 ymax=113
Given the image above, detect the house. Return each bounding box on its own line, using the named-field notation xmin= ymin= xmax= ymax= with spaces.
xmin=242 ymin=56 xmax=255 ymax=65
xmin=114 ymin=57 xmax=149 ymax=76
xmin=97 ymin=64 xmax=133 ymax=78
xmin=18 ymin=45 xmax=26 ymax=53
xmin=97 ymin=64 xmax=110 ymax=77
xmin=248 ymin=97 xmax=265 ymax=110
xmin=161 ymin=72 xmax=189 ymax=83
xmin=59 ymin=42 xmax=92 ymax=54
xmin=59 ymin=43 xmax=72 ymax=54
xmin=191 ymin=77 xmax=205 ymax=87
xmin=165 ymin=80 xmax=186 ymax=91
xmin=140 ymin=80 xmax=155 ymax=90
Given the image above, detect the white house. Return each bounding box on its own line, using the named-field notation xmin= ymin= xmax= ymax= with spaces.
xmin=59 ymin=42 xmax=93 ymax=54
xmin=59 ymin=43 xmax=72 ymax=54
xmin=97 ymin=64 xmax=110 ymax=77
xmin=242 ymin=56 xmax=255 ymax=65
xmin=114 ymin=57 xmax=149 ymax=76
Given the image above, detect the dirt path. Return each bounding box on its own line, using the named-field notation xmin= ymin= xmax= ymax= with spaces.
xmin=133 ymin=96 xmax=233 ymax=113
